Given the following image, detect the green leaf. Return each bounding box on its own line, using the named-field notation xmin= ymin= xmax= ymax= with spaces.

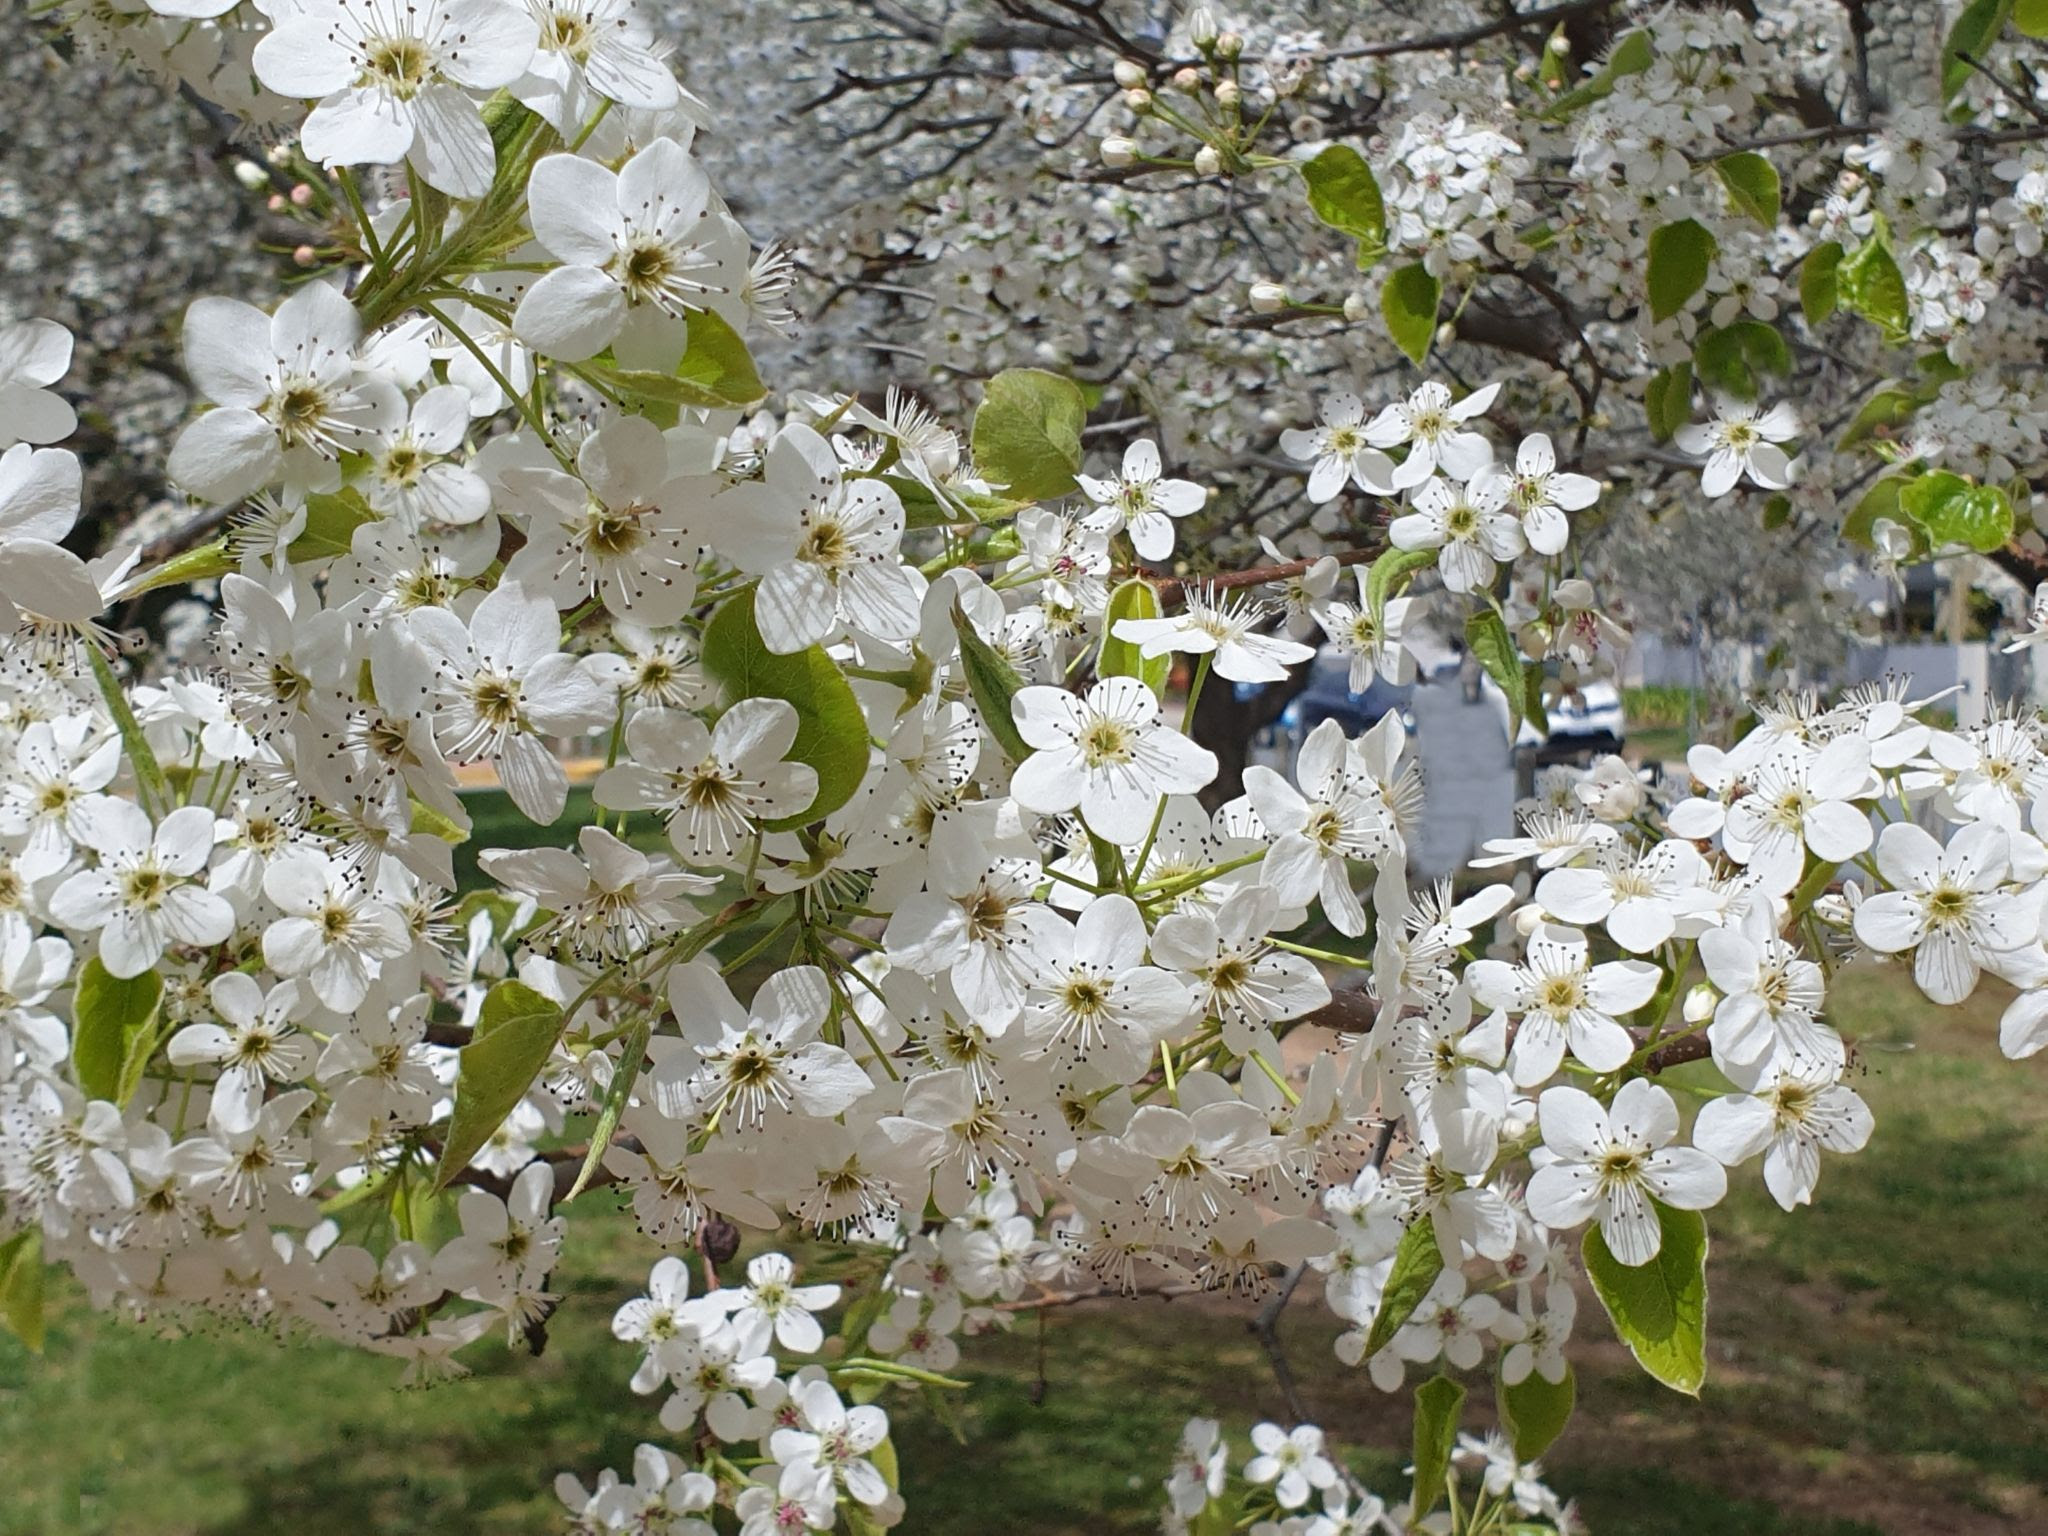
xmin=124 ymin=538 xmax=234 ymax=598
xmin=970 ymin=368 xmax=1087 ymax=502
xmin=0 ymin=1228 xmax=45 ymax=1354
xmin=1693 ymin=321 xmax=1791 ymax=401
xmin=1841 ymin=475 xmax=1907 ymax=550
xmin=700 ymin=589 xmax=868 ymax=832
xmin=434 ymin=981 xmax=565 ymax=1191
xmin=1899 ymin=471 xmax=2015 ymax=553
xmin=1838 ymin=386 xmax=1919 ymax=449
xmin=1714 ymin=152 xmax=1781 ymax=226
xmin=2020 ymin=0 xmax=2048 ymax=37
xmin=1543 ymin=28 xmax=1653 ymax=117
xmin=1362 ymin=1217 xmax=1443 ymax=1360
xmin=1300 ymin=143 xmax=1387 ymax=266
xmin=1381 ymin=263 xmax=1440 ymax=365
xmin=1943 ymin=0 xmax=2013 ymax=103
xmin=1410 ymin=1374 xmax=1466 ymax=1518
xmin=1800 ymin=240 xmax=1844 ymax=326
xmin=86 ymin=647 xmax=169 ymax=812
xmin=1365 ymin=547 xmax=1435 ymax=628
xmin=1098 ymin=578 xmax=1171 ymax=694
xmin=286 ymin=486 xmax=376 ymax=564
xmin=1498 ymin=1365 xmax=1575 ymax=1461
xmin=566 ymin=1017 xmax=647 ymax=1200
xmin=878 ymin=473 xmax=1026 ymax=530
xmin=951 ymin=600 xmax=1034 ymax=764
xmin=1466 ymin=607 xmax=1529 ymax=737
xmin=1522 ymin=663 xmax=1550 ymax=737
xmin=71 ymin=957 xmax=165 ymax=1106
xmin=1644 ymin=362 xmax=1693 ymax=442
xmin=408 ymin=796 xmax=472 ymax=845
xmin=1839 ymin=240 xmax=1911 ymax=343
xmin=1582 ymin=1202 xmax=1709 ymax=1396
xmin=1647 ymin=219 xmax=1716 ymax=323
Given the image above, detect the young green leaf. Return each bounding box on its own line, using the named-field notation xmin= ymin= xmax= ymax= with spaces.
xmin=701 ymin=589 xmax=869 ymax=831
xmin=1800 ymin=240 xmax=1843 ymax=326
xmin=1465 ymin=607 xmax=1529 ymax=737
xmin=1942 ymin=0 xmax=2015 ymax=103
xmin=286 ymin=486 xmax=376 ymax=564
xmin=1382 ymin=263 xmax=1441 ymax=365
xmin=970 ymin=368 xmax=1087 ymax=502
xmin=1362 ymin=1217 xmax=1443 ymax=1359
xmin=123 ymin=538 xmax=235 ymax=598
xmin=0 ymin=1228 xmax=44 ymax=1354
xmin=1646 ymin=219 xmax=1716 ymax=323
xmin=1098 ymin=578 xmax=1171 ymax=694
xmin=1299 ymin=143 xmax=1387 ymax=266
xmin=951 ymin=599 xmax=1035 ymax=764
xmin=71 ymin=956 xmax=165 ymax=1106
xmin=1839 ymin=239 xmax=1911 ymax=342
xmin=565 ymin=1017 xmax=648 ymax=1200
xmin=1713 ymin=152 xmax=1781 ymax=226
xmin=434 ymin=980 xmax=566 ymax=1191
xmin=1693 ymin=321 xmax=1791 ymax=401
xmin=1365 ymin=547 xmax=1435 ymax=627
xmin=1498 ymin=1365 xmax=1575 ymax=1461
xmin=1899 ymin=471 xmax=2014 ymax=553
xmin=1583 ymin=1202 xmax=1710 ymax=1395
xmin=1840 ymin=475 xmax=1907 ymax=550
xmin=1542 ymin=28 xmax=1653 ymax=117
xmin=1644 ymin=363 xmax=1693 ymax=442
xmin=1837 ymin=386 xmax=1919 ymax=449
xmin=1410 ymin=1374 xmax=1466 ymax=1518
xmin=87 ymin=647 xmax=170 ymax=812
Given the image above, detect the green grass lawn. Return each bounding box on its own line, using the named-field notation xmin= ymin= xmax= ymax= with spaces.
xmin=3 ymin=966 xmax=2043 ymax=1534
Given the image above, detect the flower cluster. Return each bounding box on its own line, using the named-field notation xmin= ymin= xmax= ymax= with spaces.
xmin=5 ymin=0 xmax=2048 ymax=1531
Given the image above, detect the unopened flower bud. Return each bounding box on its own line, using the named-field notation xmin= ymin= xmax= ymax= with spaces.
xmin=1683 ymin=983 xmax=1719 ymax=1025
xmin=698 ymin=1217 xmax=742 ymax=1267
xmin=1124 ymin=87 xmax=1154 ymax=113
xmin=1101 ymin=136 xmax=1138 ymax=167
xmin=1113 ymin=59 xmax=1147 ymax=89
xmin=1249 ymin=280 xmax=1287 ymax=313
xmin=1193 ymin=145 xmax=1222 ymax=175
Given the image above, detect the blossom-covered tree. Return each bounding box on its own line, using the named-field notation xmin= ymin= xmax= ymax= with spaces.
xmin=4 ymin=2 xmax=2048 ymax=1534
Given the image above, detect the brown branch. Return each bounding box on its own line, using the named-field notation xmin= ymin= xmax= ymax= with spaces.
xmin=1313 ymin=0 xmax=1625 ymax=62
xmin=1139 ymin=544 xmax=1384 ymax=605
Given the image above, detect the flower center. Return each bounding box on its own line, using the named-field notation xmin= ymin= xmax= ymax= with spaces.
xmin=361 ymin=33 xmax=434 ymax=98
xmin=579 ymin=500 xmax=651 ymax=559
xmin=121 ymin=864 xmax=170 ymax=910
xmin=469 ymin=674 xmax=524 ymax=729
xmin=1078 ymin=717 xmax=1136 ymax=767
xmin=1924 ymin=883 xmax=1973 ymax=926
xmin=541 ymin=8 xmax=593 ymax=58
xmin=797 ymin=518 xmax=851 ymax=570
